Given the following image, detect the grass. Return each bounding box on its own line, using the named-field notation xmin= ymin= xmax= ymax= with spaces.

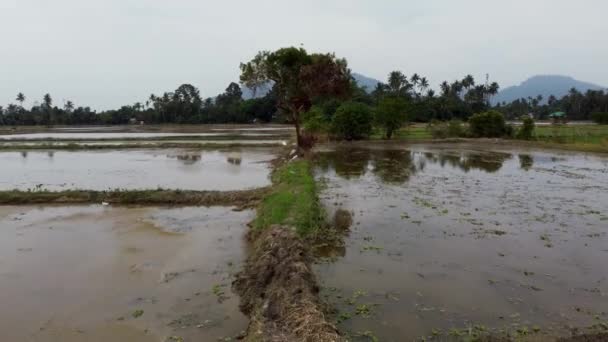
xmin=532 ymin=124 xmax=608 ymax=150
xmin=370 ymin=123 xmax=608 ymax=153
xmin=0 ymin=188 xmax=268 ymax=206
xmin=253 ymin=159 xmax=325 ymax=237
xmin=369 ymin=124 xmax=431 ymax=141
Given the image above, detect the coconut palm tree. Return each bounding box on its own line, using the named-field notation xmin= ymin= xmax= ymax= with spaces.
xmin=419 ymin=77 xmax=429 ymax=97
xmin=64 ymin=100 xmax=74 ymax=112
xmin=16 ymin=93 xmax=25 ymax=107
xmin=43 ymin=93 xmax=52 ymax=108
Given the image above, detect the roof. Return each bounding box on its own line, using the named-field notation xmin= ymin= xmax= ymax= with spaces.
xmin=549 ymin=111 xmax=566 ymax=117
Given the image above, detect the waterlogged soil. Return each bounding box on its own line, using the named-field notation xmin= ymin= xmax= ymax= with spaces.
xmin=0 ymin=148 xmax=276 ymax=191
xmin=313 ymin=143 xmax=608 ymax=341
xmin=0 ymin=205 xmax=252 ymax=341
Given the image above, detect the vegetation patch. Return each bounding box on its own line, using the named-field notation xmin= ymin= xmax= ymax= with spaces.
xmin=0 ymin=188 xmax=268 ymax=208
xmin=253 ymin=159 xmax=325 ymax=237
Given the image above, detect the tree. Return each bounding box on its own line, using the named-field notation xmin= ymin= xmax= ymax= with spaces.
xmin=240 ymin=47 xmax=351 ymax=147
xmin=64 ymin=100 xmax=74 ymax=112
xmin=43 ymin=93 xmax=52 ymax=108
xmin=375 ymin=96 xmax=408 ymax=139
xmin=386 ymin=71 xmax=412 ymax=97
xmin=16 ymin=93 xmax=25 ymax=107
xmin=468 ymin=110 xmax=509 ymax=138
xmin=331 ymin=102 xmax=372 ymax=140
xmin=516 ymin=116 xmax=535 ymax=140
xmin=42 ymin=93 xmax=53 ymax=125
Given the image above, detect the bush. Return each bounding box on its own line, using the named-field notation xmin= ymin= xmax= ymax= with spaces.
xmin=331 ymin=102 xmax=373 ymax=140
xmin=427 ymin=119 xmax=465 ymax=139
xmin=591 ymin=112 xmax=608 ymax=124
xmin=302 ymin=106 xmax=329 ymax=134
xmin=468 ymin=110 xmax=508 ymax=138
xmin=375 ymin=96 xmax=408 ymax=139
xmin=516 ymin=116 xmax=536 ymax=140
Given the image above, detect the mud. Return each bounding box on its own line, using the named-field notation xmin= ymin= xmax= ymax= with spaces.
xmin=0 ymin=205 xmax=252 ymax=341
xmin=233 ymin=226 xmax=344 ymax=342
xmin=313 ymin=143 xmax=608 ymax=341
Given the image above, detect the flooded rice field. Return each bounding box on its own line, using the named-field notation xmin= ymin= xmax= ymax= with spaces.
xmin=0 ymin=148 xmax=275 ymax=191
xmin=0 ymin=205 xmax=251 ymax=341
xmin=313 ymin=144 xmax=608 ymax=341
xmin=0 ymin=124 xmax=293 ymax=139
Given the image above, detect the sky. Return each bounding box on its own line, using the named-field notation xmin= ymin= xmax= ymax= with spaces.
xmin=1 ymin=0 xmax=607 ymax=110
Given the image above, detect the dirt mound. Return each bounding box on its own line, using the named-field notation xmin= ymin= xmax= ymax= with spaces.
xmin=233 ymin=226 xmax=343 ymax=342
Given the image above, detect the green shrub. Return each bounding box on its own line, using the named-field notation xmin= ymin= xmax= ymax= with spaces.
xmin=375 ymin=96 xmax=408 ymax=139
xmin=516 ymin=116 xmax=536 ymax=140
xmin=331 ymin=102 xmax=373 ymax=140
xmin=302 ymin=106 xmax=329 ymax=134
xmin=591 ymin=112 xmax=608 ymax=124
xmin=468 ymin=110 xmax=508 ymax=138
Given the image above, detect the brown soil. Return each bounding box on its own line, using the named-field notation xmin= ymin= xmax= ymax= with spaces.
xmin=233 ymin=226 xmax=344 ymax=342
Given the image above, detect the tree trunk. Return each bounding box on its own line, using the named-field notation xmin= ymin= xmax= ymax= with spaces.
xmin=294 ymin=118 xmax=302 ymax=147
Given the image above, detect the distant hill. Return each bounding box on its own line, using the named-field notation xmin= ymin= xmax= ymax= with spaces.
xmin=493 ymin=75 xmax=605 ymax=105
xmin=352 ymin=73 xmax=381 ymax=93
xmin=241 ymin=72 xmax=381 ymax=99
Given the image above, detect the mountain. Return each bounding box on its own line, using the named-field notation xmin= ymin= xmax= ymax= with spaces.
xmin=352 ymin=73 xmax=381 ymax=92
xmin=241 ymin=72 xmax=381 ymax=99
xmin=493 ymin=75 xmax=605 ymax=105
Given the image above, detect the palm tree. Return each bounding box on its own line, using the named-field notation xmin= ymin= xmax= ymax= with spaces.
xmin=410 ymin=73 xmax=420 ymax=98
xmin=16 ymin=93 xmax=25 ymax=107
xmin=419 ymin=77 xmax=429 ymax=97
xmin=64 ymin=100 xmax=74 ymax=112
xmin=462 ymin=75 xmax=475 ymax=90
xmin=440 ymin=81 xmax=450 ymax=97
xmin=43 ymin=93 xmax=52 ymax=108
xmin=43 ymin=93 xmax=53 ymax=125
xmin=387 ymin=71 xmax=408 ymax=95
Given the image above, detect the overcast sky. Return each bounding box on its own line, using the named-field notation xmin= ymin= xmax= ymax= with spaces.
xmin=1 ymin=0 xmax=607 ymax=110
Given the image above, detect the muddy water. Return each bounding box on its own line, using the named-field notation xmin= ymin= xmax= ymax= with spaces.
xmin=0 ymin=148 xmax=275 ymax=191
xmin=313 ymin=144 xmax=608 ymax=341
xmin=0 ymin=205 xmax=251 ymax=341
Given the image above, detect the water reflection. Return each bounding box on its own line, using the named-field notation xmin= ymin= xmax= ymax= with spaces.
xmin=372 ymin=150 xmax=419 ymax=184
xmin=169 ymin=153 xmax=202 ymax=165
xmin=315 ymin=149 xmax=372 ymax=179
xmin=519 ymin=154 xmax=534 ymax=170
xmin=421 ymin=151 xmax=511 ymax=173
xmin=315 ymin=148 xmax=512 ymax=184
xmin=227 ymin=153 xmax=242 ymax=165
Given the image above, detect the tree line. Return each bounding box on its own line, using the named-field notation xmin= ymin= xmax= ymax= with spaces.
xmin=0 ymin=83 xmax=279 ymax=126
xmin=495 ymin=88 xmax=608 ymax=121
xmin=2 ymin=47 xmax=606 ymax=131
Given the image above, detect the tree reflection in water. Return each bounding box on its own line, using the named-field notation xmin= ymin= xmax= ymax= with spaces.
xmin=315 ymin=147 xmax=513 ymax=185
